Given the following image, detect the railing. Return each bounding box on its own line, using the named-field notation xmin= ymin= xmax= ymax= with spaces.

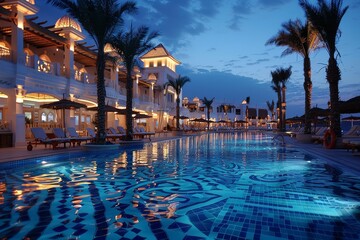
xmin=37 ymin=59 xmax=54 ymax=74
xmin=0 ymin=46 xmax=12 ymax=62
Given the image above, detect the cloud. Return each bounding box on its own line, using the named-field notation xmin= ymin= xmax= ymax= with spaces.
xmin=258 ymin=0 xmax=291 ymax=8
xmin=134 ymin=0 xmax=223 ymax=50
xmin=246 ymin=58 xmax=270 ymax=65
xmin=179 ymin=65 xmax=275 ymax=109
xmin=229 ymin=0 xmax=252 ymax=30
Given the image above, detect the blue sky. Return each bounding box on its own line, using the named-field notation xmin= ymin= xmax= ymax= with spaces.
xmin=36 ymin=0 xmax=360 ymax=117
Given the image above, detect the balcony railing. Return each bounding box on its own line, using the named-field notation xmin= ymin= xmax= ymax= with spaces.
xmin=0 ymin=46 xmax=12 ymax=62
xmin=37 ymin=59 xmax=54 ymax=74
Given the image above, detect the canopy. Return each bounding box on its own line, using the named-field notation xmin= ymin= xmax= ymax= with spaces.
xmin=40 ymin=98 xmax=87 ymax=130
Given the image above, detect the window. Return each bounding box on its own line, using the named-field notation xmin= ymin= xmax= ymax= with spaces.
xmin=236 ymin=109 xmax=241 ymax=115
xmin=157 ymin=60 xmax=162 ymax=67
xmin=149 ymin=62 xmax=154 ymax=67
xmin=75 ymin=115 xmax=79 ymax=126
xmin=41 ymin=112 xmax=47 ymax=122
xmin=48 ymin=112 xmax=54 ymax=122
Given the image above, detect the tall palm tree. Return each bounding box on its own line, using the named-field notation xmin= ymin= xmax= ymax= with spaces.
xmin=201 ymin=97 xmax=215 ymax=130
xmin=165 ymin=76 xmax=191 ymax=130
xmin=47 ymin=0 xmax=137 ymax=144
xmin=266 ymin=100 xmax=275 ymax=120
xmin=267 ymin=19 xmax=321 ymax=134
xmin=300 ymin=0 xmax=348 ymax=137
xmin=110 ymin=26 xmax=158 ymax=141
xmin=271 ymin=67 xmax=292 ymax=132
xmin=270 ymin=75 xmax=282 ymax=131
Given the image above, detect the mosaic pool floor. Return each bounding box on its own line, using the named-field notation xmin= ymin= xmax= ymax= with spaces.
xmin=0 ymin=132 xmax=359 ymax=239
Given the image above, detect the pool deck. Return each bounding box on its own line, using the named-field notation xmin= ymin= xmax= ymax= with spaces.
xmin=0 ymin=132 xmax=359 ymax=174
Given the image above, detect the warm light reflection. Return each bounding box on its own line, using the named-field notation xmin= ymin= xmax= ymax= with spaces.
xmin=0 ymin=182 xmax=6 ymax=204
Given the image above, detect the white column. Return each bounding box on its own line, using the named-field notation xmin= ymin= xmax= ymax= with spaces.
xmin=133 ymin=75 xmax=139 ymax=99
xmin=11 ymin=7 xmax=25 ymax=64
xmin=64 ymin=38 xmax=75 ymax=78
xmin=111 ymin=67 xmax=119 ymax=91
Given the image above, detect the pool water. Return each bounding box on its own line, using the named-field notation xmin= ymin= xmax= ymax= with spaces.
xmin=0 ymin=132 xmax=359 ymax=239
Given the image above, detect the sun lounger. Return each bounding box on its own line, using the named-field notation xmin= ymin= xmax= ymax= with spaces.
xmin=117 ymin=126 xmax=126 ymax=135
xmin=106 ymin=127 xmax=125 ymax=141
xmin=311 ymin=127 xmax=328 ymax=143
xmin=67 ymin=127 xmax=93 ymax=144
xmin=133 ymin=126 xmax=155 ymax=140
xmin=53 ymin=128 xmax=77 ymax=147
xmin=28 ymin=127 xmax=70 ymax=150
xmin=86 ymin=127 xmax=97 ymax=138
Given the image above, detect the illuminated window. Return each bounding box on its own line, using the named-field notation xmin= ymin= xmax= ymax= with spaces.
xmin=41 ymin=112 xmax=47 ymax=122
xmin=0 ymin=42 xmax=10 ymax=57
xmin=48 ymin=112 xmax=54 ymax=122
xmin=75 ymin=115 xmax=79 ymax=126
xmin=38 ymin=54 xmax=52 ymax=73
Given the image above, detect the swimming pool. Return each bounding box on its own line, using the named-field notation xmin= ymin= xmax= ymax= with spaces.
xmin=0 ymin=132 xmax=359 ymax=239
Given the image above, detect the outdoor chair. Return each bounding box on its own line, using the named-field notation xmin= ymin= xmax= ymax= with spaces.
xmin=106 ymin=127 xmax=126 ymax=141
xmin=86 ymin=128 xmax=96 ymax=138
xmin=67 ymin=127 xmax=94 ymax=144
xmin=53 ymin=128 xmax=77 ymax=147
xmin=133 ymin=126 xmax=155 ymax=140
xmin=311 ymin=127 xmax=328 ymax=143
xmin=28 ymin=127 xmax=70 ymax=150
xmin=117 ymin=126 xmax=126 ymax=135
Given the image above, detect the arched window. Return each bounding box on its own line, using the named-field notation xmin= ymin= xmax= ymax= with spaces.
xmin=41 ymin=112 xmax=47 ymax=122
xmin=48 ymin=112 xmax=54 ymax=122
xmin=0 ymin=41 xmax=10 ymax=58
xmin=24 ymin=48 xmax=34 ymax=67
xmin=38 ymin=54 xmax=52 ymax=73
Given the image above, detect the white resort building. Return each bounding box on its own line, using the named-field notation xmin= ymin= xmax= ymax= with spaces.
xmin=0 ymin=1 xmax=181 ymax=147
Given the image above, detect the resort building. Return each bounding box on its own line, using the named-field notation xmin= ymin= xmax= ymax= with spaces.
xmin=0 ymin=1 xmax=181 ymax=147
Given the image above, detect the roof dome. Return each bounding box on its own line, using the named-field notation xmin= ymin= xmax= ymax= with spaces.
xmin=55 ymin=15 xmax=82 ymax=32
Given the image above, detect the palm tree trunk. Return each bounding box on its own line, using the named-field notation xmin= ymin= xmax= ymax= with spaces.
xmin=207 ymin=108 xmax=210 ymax=130
xmin=176 ymin=97 xmax=180 ymax=130
xmin=277 ymin=92 xmax=282 ymax=131
xmin=281 ymin=86 xmax=286 ymax=132
xmin=304 ymin=56 xmax=312 ymax=134
xmin=96 ymin=48 xmax=106 ymax=144
xmin=327 ymin=57 xmax=342 ymax=137
xmin=125 ymin=69 xmax=134 ymax=141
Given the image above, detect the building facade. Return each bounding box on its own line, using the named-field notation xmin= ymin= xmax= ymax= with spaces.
xmin=0 ymin=0 xmax=180 ymax=147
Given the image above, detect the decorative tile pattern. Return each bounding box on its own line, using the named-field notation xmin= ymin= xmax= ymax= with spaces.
xmin=0 ymin=132 xmax=359 ymax=239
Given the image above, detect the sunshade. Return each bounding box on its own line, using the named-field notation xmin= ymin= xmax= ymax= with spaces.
xmin=40 ymin=98 xmax=87 ymax=130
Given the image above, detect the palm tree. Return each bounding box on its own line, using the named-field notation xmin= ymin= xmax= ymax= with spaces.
xmin=201 ymin=97 xmax=215 ymax=130
xmin=165 ymin=76 xmax=191 ymax=130
xmin=271 ymin=67 xmax=292 ymax=132
xmin=266 ymin=100 xmax=275 ymax=120
xmin=267 ymin=19 xmax=321 ymax=134
xmin=300 ymin=0 xmax=349 ymax=137
xmin=270 ymin=75 xmax=282 ymax=131
xmin=47 ymin=0 xmax=137 ymax=144
xmin=110 ymin=26 xmax=159 ymax=141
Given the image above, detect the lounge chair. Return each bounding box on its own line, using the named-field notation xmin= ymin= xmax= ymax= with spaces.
xmin=86 ymin=127 xmax=96 ymax=139
xmin=67 ymin=127 xmax=94 ymax=144
xmin=117 ymin=126 xmax=126 ymax=135
xmin=133 ymin=126 xmax=155 ymax=140
xmin=106 ymin=127 xmax=125 ymax=141
xmin=311 ymin=127 xmax=328 ymax=143
xmin=53 ymin=128 xmax=77 ymax=147
xmin=28 ymin=127 xmax=70 ymax=150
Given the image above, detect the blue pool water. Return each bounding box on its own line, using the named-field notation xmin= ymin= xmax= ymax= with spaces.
xmin=0 ymin=132 xmax=359 ymax=239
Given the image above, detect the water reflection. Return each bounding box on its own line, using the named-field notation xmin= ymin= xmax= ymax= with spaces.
xmin=0 ymin=132 xmax=359 ymax=240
